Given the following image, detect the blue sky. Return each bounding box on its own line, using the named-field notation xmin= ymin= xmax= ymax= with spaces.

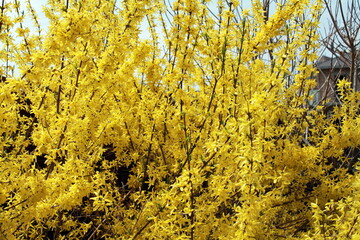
xmin=20 ymin=0 xmax=336 ymax=27
xmin=17 ymin=0 xmax=350 ymax=56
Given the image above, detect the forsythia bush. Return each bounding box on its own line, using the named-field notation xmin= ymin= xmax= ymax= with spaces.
xmin=0 ymin=0 xmax=359 ymax=239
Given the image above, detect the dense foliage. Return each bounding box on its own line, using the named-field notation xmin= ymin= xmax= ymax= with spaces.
xmin=0 ymin=0 xmax=359 ymax=239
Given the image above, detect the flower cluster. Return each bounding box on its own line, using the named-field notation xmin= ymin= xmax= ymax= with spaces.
xmin=1 ymin=0 xmax=359 ymax=239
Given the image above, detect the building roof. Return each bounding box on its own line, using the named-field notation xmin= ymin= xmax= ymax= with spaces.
xmin=316 ymin=56 xmax=348 ymax=70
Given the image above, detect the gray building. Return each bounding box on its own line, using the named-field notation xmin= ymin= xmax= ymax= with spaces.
xmin=312 ymin=54 xmax=360 ymax=107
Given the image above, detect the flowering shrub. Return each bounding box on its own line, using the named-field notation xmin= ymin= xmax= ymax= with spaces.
xmin=0 ymin=0 xmax=359 ymax=239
